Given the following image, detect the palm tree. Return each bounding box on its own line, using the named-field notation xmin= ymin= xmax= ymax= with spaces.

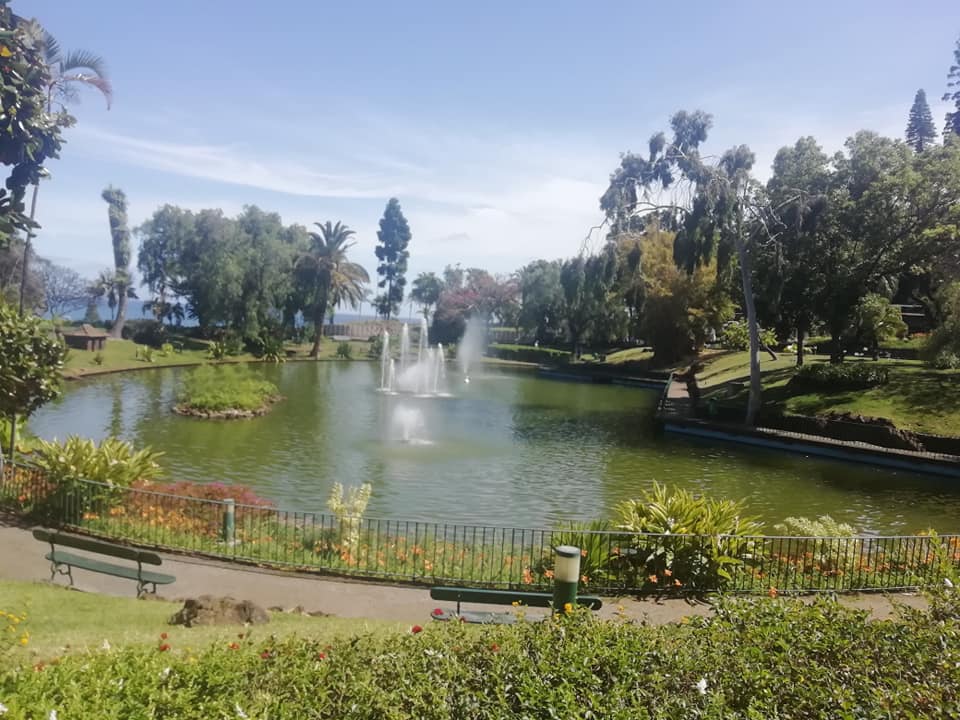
xmin=296 ymin=221 xmax=369 ymax=357
xmin=88 ymin=269 xmax=136 ymax=324
xmin=18 ymin=32 xmax=112 ymax=314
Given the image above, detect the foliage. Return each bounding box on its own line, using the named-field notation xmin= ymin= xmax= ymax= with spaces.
xmin=373 ymin=197 xmax=411 ymax=319
xmin=296 ymin=221 xmax=369 ymax=358
xmin=931 ymin=350 xmax=960 ymax=369
xmin=128 ymin=319 xmax=167 ymax=347
xmin=773 ymin=515 xmax=862 ymax=574
xmin=410 ymin=271 xmax=442 ymax=321
xmin=135 ymin=345 xmax=154 ymax=363
xmin=92 ymin=351 xmax=104 ymax=365
xmin=35 ymin=259 xmax=89 ymax=318
xmin=923 ymin=281 xmax=960 ymax=366
xmin=614 ymin=483 xmax=763 ymax=592
xmin=845 ymin=293 xmax=907 ymax=354
xmin=31 ymin=436 xmax=164 ymax=489
xmin=6 ymin=597 xmax=960 ymax=718
xmin=0 ymin=5 xmax=69 ymax=245
xmin=790 ymin=361 xmax=890 ymax=391
xmin=367 ymin=333 xmax=383 ymax=359
xmin=719 ymin=320 xmax=776 ymax=351
xmin=335 ymin=341 xmax=352 ymax=359
xmin=945 ymin=34 xmax=960 ymax=137
xmin=906 ymin=88 xmax=938 ymax=152
xmin=177 ymin=365 xmax=279 ymax=413
xmin=518 ymin=259 xmax=565 ymax=344
xmin=207 ymin=340 xmax=227 ymax=360
xmin=326 ymin=482 xmax=371 ymax=555
xmin=258 ymin=334 xmax=285 ymax=363
xmin=0 ymin=606 xmax=28 ymax=656
xmin=0 ymin=301 xmax=64 ymax=449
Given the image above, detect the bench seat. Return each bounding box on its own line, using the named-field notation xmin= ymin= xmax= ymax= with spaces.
xmin=429 ymin=586 xmax=602 ymax=624
xmin=45 ymin=550 xmax=176 ymax=587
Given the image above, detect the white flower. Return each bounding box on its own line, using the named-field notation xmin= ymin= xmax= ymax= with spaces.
xmin=235 ymin=704 xmax=249 ymax=719
xmin=945 ymin=578 xmax=954 ymax=589
xmin=0 ymin=702 xmax=8 ymax=715
xmin=101 ymin=639 xmax=111 ymax=651
xmin=159 ymin=667 xmax=171 ymax=679
xmin=695 ymin=677 xmax=708 ymax=695
xmin=49 ymin=711 xmax=58 ymax=720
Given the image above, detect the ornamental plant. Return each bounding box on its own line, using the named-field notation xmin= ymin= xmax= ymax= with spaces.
xmin=614 ymin=483 xmax=763 ymax=592
xmin=326 ymin=482 xmax=371 ymax=555
xmin=0 ymin=607 xmax=28 ymax=656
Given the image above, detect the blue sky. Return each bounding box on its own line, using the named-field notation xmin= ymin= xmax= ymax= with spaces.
xmin=16 ymin=0 xmax=960 ymax=298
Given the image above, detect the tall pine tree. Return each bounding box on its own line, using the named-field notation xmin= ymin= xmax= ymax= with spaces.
xmin=945 ymin=35 xmax=960 ymax=138
xmin=906 ymin=89 xmax=937 ymax=152
xmin=374 ymin=197 xmax=411 ymax=319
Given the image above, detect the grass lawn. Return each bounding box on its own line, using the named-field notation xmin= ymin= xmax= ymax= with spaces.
xmin=62 ymin=338 xmax=373 ymax=379
xmin=700 ymin=351 xmax=960 ymax=437
xmin=602 ymin=347 xmax=654 ymax=364
xmin=0 ymin=580 xmax=400 ymax=661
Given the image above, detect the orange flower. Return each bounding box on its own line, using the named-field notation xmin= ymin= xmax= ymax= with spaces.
xmin=663 ymin=568 xmax=673 ymax=577
xmin=648 ymin=574 xmax=658 ymax=584
xmin=768 ymin=586 xmax=778 ymax=598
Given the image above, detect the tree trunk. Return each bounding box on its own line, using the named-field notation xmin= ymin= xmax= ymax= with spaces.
xmin=736 ymin=234 xmax=762 ymax=426
xmin=796 ymin=322 xmax=806 ymax=367
xmin=17 ymin=183 xmax=41 ymax=316
xmin=110 ymin=282 xmax=128 ymax=339
xmin=310 ymin=293 xmax=328 ymax=358
xmin=8 ymin=413 xmax=17 ymax=467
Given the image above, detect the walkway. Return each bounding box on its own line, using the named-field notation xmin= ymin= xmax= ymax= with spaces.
xmin=0 ymin=515 xmax=923 ymax=624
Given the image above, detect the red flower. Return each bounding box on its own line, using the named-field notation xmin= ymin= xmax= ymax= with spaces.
xmin=411 ymin=625 xmax=424 ymax=634
xmin=160 ymin=632 xmax=168 ymax=640
xmin=158 ymin=643 xmax=171 ymax=652
xmin=489 ymin=643 xmax=500 ymax=652
xmin=317 ymin=652 xmax=327 ymax=660
xmin=260 ymin=650 xmax=272 ymax=660
xmin=431 ymin=608 xmax=444 ymax=617
xmin=228 ymin=642 xmax=239 ymax=650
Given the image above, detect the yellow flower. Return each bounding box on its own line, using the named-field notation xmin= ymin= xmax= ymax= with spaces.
xmin=0 ymin=46 xmax=12 ymax=58
xmin=563 ymin=602 xmax=573 ymax=614
xmin=511 ymin=601 xmax=520 ymax=607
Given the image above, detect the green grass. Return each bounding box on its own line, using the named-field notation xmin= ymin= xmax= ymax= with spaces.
xmin=62 ymin=338 xmax=373 ymax=379
xmin=177 ymin=365 xmax=279 ymax=413
xmin=700 ymin=351 xmax=960 ymax=436
xmin=0 ymin=579 xmax=400 ymax=661
xmin=602 ymin=347 xmax=654 ymax=364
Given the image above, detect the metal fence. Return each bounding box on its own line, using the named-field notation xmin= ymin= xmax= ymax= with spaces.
xmin=2 ymin=466 xmax=957 ymax=595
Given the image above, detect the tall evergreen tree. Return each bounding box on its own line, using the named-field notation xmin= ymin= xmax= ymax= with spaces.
xmin=906 ymin=89 xmax=937 ymax=152
xmin=374 ymin=198 xmax=411 ymax=319
xmin=101 ymin=186 xmax=132 ymax=338
xmin=945 ymin=36 xmax=960 ymax=138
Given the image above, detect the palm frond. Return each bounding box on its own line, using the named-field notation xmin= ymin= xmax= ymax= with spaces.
xmin=41 ymin=30 xmax=62 ymax=65
xmin=60 ymin=49 xmax=109 ymax=77
xmin=61 ymin=73 xmax=113 ymax=107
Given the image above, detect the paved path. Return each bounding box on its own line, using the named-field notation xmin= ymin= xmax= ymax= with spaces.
xmin=0 ymin=515 xmax=924 ymax=624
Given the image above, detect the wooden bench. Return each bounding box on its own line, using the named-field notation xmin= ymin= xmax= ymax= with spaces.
xmin=429 ymin=587 xmax=603 ymax=624
xmin=32 ymin=528 xmax=176 ymax=598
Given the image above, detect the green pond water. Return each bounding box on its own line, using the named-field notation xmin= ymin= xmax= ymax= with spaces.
xmin=28 ymin=362 xmax=960 ymax=533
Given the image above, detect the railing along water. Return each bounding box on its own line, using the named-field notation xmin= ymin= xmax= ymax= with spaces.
xmin=1 ymin=468 xmax=957 ymax=594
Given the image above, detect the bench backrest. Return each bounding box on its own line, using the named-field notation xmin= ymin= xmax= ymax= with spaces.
xmin=32 ymin=528 xmax=163 ymax=566
xmin=430 ymin=587 xmax=602 ymax=610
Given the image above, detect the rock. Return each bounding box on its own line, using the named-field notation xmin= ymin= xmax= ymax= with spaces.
xmin=169 ymin=595 xmax=270 ymax=627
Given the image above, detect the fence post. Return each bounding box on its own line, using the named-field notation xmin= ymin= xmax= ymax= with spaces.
xmin=222 ymin=498 xmax=235 ymax=545
xmin=552 ymin=545 xmax=581 ymax=612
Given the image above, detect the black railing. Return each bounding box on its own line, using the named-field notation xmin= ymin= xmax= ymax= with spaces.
xmin=2 ymin=467 xmax=957 ymax=594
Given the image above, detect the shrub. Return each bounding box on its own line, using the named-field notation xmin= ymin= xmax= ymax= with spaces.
xmin=931 ymin=350 xmax=960 ymax=370
xmin=92 ymin=352 xmax=105 ymax=366
xmin=790 ymin=361 xmax=890 ymax=391
xmin=177 ymin=365 xmax=279 ymax=413
xmin=614 ymin=483 xmax=763 ymax=592
xmin=367 ymin=334 xmax=384 ymax=359
xmin=326 ymin=482 xmax=371 ymax=554
xmin=336 ymin=341 xmax=353 ymax=359
xmin=136 ymin=345 xmax=155 ymax=363
xmin=719 ymin=320 xmax=777 ymax=351
xmin=487 ymin=343 xmax=569 ymax=364
xmin=129 ymin=320 xmax=168 ymax=348
xmin=207 ymin=340 xmax=227 ymax=360
xmin=535 ymin=520 xmax=627 ymax=586
xmin=159 ymin=343 xmax=175 ymax=357
xmin=773 ymin=515 xmax=862 ymax=574
xmin=4 ymin=599 xmax=960 ymax=718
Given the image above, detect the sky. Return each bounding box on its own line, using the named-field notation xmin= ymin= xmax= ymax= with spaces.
xmin=14 ymin=0 xmax=960 ymax=308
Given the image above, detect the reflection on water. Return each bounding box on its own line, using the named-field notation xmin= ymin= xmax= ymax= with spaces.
xmin=29 ymin=363 xmax=960 ymax=532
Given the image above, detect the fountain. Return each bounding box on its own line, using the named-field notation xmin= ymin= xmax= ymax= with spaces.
xmin=458 ymin=315 xmax=486 ymax=382
xmin=390 ymin=404 xmax=431 ymax=445
xmin=377 ymin=323 xmax=448 ymax=396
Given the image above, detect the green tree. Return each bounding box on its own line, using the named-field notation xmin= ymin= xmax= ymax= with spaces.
xmin=17 ymin=27 xmax=111 ymax=314
xmin=0 ymin=6 xmax=67 ymax=279
xmin=518 ymin=259 xmax=565 ymax=343
xmin=296 ymin=221 xmax=369 ymax=358
xmin=0 ymin=300 xmax=64 ymax=461
xmin=410 ymin=271 xmax=442 ymax=322
xmin=906 ymin=89 xmax=937 ymax=152
xmin=136 ymin=204 xmax=194 ymax=324
xmin=944 ymin=35 xmax=960 ymax=138
xmin=101 ymin=186 xmax=133 ymax=337
xmin=846 ymin=293 xmax=907 ymax=359
xmin=374 ymin=198 xmax=411 ymax=319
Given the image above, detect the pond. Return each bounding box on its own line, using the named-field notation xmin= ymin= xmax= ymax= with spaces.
xmin=28 ymin=362 xmax=960 ymax=533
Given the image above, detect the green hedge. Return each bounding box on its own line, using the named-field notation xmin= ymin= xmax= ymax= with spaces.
xmin=4 ymin=596 xmax=960 ymax=718
xmin=790 ymin=362 xmax=890 ymax=391
xmin=488 ymin=344 xmax=570 ymax=364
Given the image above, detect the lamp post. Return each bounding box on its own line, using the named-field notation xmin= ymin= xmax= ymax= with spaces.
xmin=552 ymin=545 xmax=581 ymax=612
